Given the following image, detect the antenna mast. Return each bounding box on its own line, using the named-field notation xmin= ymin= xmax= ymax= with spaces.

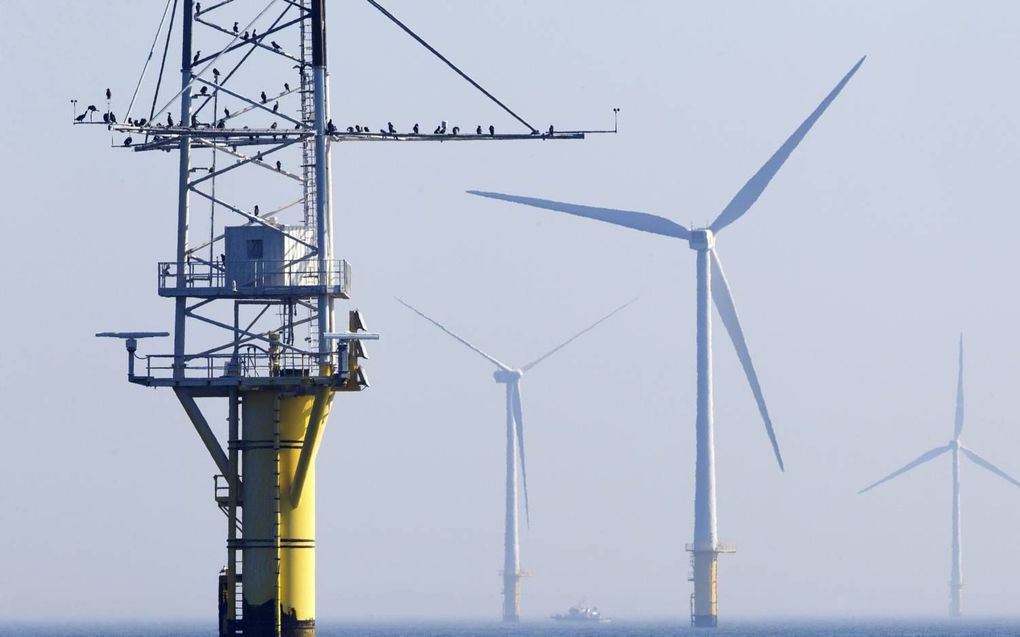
xmin=79 ymin=1 xmax=613 ymax=633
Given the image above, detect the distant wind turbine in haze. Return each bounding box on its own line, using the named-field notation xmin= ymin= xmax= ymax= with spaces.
xmin=468 ymin=56 xmax=865 ymax=627
xmin=859 ymin=336 xmax=1020 ymax=617
xmin=396 ymin=297 xmax=633 ymax=623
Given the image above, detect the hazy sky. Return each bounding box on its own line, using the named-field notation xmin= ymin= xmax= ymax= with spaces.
xmin=3 ymin=0 xmax=1020 ymax=623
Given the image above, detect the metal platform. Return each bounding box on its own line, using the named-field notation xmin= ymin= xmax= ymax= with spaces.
xmin=157 ymin=259 xmax=350 ymax=299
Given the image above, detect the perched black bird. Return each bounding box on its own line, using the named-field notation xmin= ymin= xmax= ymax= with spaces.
xmin=75 ymin=112 xmax=87 ymax=122
xmin=548 ymin=124 xmax=554 ymax=135
xmin=413 ymin=123 xmax=419 ymax=135
xmin=355 ymin=125 xmax=362 ymax=133
xmin=271 ymin=41 xmax=281 ymax=52
xmin=138 ymin=118 xmax=147 ymax=126
xmin=200 ymin=86 xmax=208 ymax=96
xmin=195 ymin=2 xmax=201 ymax=14
xmin=272 ymin=102 xmax=279 ymax=113
xmin=260 ymin=91 xmax=267 ymax=104
xmin=251 ymin=29 xmax=258 ymax=41
xmin=451 ymin=126 xmax=460 ymax=135
xmin=284 ymin=82 xmax=291 ymax=92
xmin=362 ymin=124 xmax=369 ymax=132
xmin=347 ymin=126 xmax=354 ymax=134
xmin=224 ymin=107 xmax=231 ymax=118
xmin=167 ymin=112 xmax=174 ymax=127
xmin=270 ymin=122 xmax=278 ymax=130
xmin=253 ymin=205 xmax=260 ymax=217
xmin=326 ymin=119 xmax=336 ymax=134
xmin=123 ymin=137 xmax=132 ymax=146
xmin=128 ymin=118 xmax=135 ymax=126
xmin=380 ymin=128 xmax=387 ymax=135
xmin=217 ymin=119 xmax=225 ymax=129
xmin=102 ymin=112 xmax=110 ymax=124
xmin=193 ymin=51 xmax=201 ymax=65
xmin=213 ymin=68 xmax=221 ymax=80
xmin=87 ymin=104 xmax=98 ymax=112
xmin=232 ymin=21 xmax=239 ymax=34
xmin=191 ymin=114 xmax=199 ymax=127
xmin=243 ymin=31 xmax=250 ymax=41
xmin=388 ymin=121 xmax=396 ymax=134
xmin=105 ymin=88 xmax=112 ymax=100
xmin=109 ymin=112 xmax=117 ymax=124
xmin=275 ymin=160 xmax=282 ymax=171
xmin=256 ymin=151 xmax=263 ymax=161
xmin=476 ymin=125 xmax=482 ymax=135
xmin=488 ymin=124 xmax=495 ymax=136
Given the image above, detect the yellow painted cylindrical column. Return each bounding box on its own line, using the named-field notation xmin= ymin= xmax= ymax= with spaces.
xmin=243 ymin=391 xmax=332 ymax=637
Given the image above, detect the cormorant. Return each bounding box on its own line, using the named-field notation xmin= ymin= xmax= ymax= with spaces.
xmin=167 ymin=112 xmax=174 ymax=127
xmin=195 ymin=2 xmax=201 ymax=14
xmin=213 ymin=68 xmax=221 ymax=80
xmin=75 ymin=113 xmax=87 ymax=122
xmin=326 ymin=119 xmax=336 ymax=134
xmin=271 ymin=41 xmax=281 ymax=52
xmin=224 ymin=107 xmax=230 ymax=118
xmin=451 ymin=126 xmax=460 ymax=135
xmin=106 ymin=88 xmax=112 ymax=100
xmin=347 ymin=126 xmax=354 ymax=133
xmin=270 ymin=122 xmax=278 ymax=130
xmin=256 ymin=151 xmax=263 ymax=161
xmin=413 ymin=123 xmax=419 ymax=134
xmin=276 ymin=160 xmax=282 ymax=171
xmin=193 ymin=51 xmax=201 ymax=65
xmin=123 ymin=137 xmax=132 ymax=146
xmin=243 ymin=31 xmax=249 ymax=40
xmin=488 ymin=124 xmax=495 ymax=135
xmin=476 ymin=125 xmax=482 ymax=135
xmin=284 ymin=82 xmax=291 ymax=92
xmin=109 ymin=112 xmax=116 ymax=124
xmin=355 ymin=125 xmax=362 ymax=133
xmin=102 ymin=112 xmax=110 ymax=124
xmin=388 ymin=121 xmax=396 ymax=134
xmin=232 ymin=22 xmax=239 ymax=34
xmin=217 ymin=119 xmax=225 ymax=129
xmin=272 ymin=102 xmax=279 ymax=113
xmin=434 ymin=120 xmax=446 ymax=135
xmin=191 ymin=114 xmax=199 ymax=127
xmin=260 ymin=91 xmax=267 ymax=103
xmin=87 ymin=104 xmax=98 ymax=112
xmin=253 ymin=205 xmax=260 ymax=216
xmin=548 ymin=124 xmax=554 ymax=135
xmin=200 ymin=85 xmax=208 ymax=95
xmin=251 ymin=29 xmax=258 ymax=41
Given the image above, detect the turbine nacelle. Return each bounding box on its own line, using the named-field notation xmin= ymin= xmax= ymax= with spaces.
xmin=688 ymin=228 xmax=715 ymax=251
xmin=950 ymin=439 xmax=962 ymax=450
xmin=494 ymin=369 xmax=524 ymax=383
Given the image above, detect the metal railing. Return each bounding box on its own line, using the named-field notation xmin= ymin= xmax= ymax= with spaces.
xmin=143 ymin=349 xmax=335 ymax=381
xmin=157 ymin=258 xmax=351 ymax=294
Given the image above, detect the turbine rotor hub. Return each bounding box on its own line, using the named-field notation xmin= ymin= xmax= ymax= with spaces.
xmin=688 ymin=228 xmax=715 ymax=251
xmin=494 ymin=369 xmax=523 ymax=383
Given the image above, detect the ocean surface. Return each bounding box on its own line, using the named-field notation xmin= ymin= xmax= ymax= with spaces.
xmin=2 ymin=621 xmax=1020 ymax=637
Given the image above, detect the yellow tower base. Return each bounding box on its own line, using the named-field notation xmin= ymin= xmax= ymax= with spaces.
xmin=242 ymin=391 xmax=332 ymax=637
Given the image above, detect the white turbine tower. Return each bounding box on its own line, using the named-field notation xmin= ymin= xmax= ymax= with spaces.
xmin=859 ymin=336 xmax=1020 ymax=617
xmin=397 ymin=298 xmax=632 ymax=622
xmin=468 ymin=57 xmax=865 ymax=627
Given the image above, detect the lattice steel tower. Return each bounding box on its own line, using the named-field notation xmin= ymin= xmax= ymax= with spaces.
xmin=79 ymin=1 xmax=612 ymax=634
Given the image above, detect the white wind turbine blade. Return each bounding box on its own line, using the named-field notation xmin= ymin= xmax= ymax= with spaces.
xmin=709 ymin=249 xmax=783 ymax=470
xmin=510 ymin=380 xmax=531 ymax=528
xmin=396 ymin=297 xmax=511 ymax=371
xmin=467 ymin=191 xmax=691 ymax=240
xmin=521 ymin=299 xmax=636 ymax=373
xmin=709 ymin=56 xmax=866 ymax=234
xmin=954 ymin=334 xmax=964 ymax=439
xmin=858 ymin=445 xmax=952 ymax=494
xmin=961 ymin=446 xmax=1020 ymax=489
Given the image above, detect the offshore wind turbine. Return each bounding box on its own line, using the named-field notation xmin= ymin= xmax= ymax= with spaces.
xmin=467 ymin=57 xmax=865 ymax=627
xmin=397 ymin=298 xmax=632 ymax=622
xmin=859 ymin=336 xmax=1020 ymax=617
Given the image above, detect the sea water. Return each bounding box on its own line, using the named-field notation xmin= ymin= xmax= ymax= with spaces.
xmin=2 ymin=621 xmax=1019 ymax=637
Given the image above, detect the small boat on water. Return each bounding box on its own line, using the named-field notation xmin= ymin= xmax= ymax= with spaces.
xmin=551 ymin=600 xmax=611 ymax=623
